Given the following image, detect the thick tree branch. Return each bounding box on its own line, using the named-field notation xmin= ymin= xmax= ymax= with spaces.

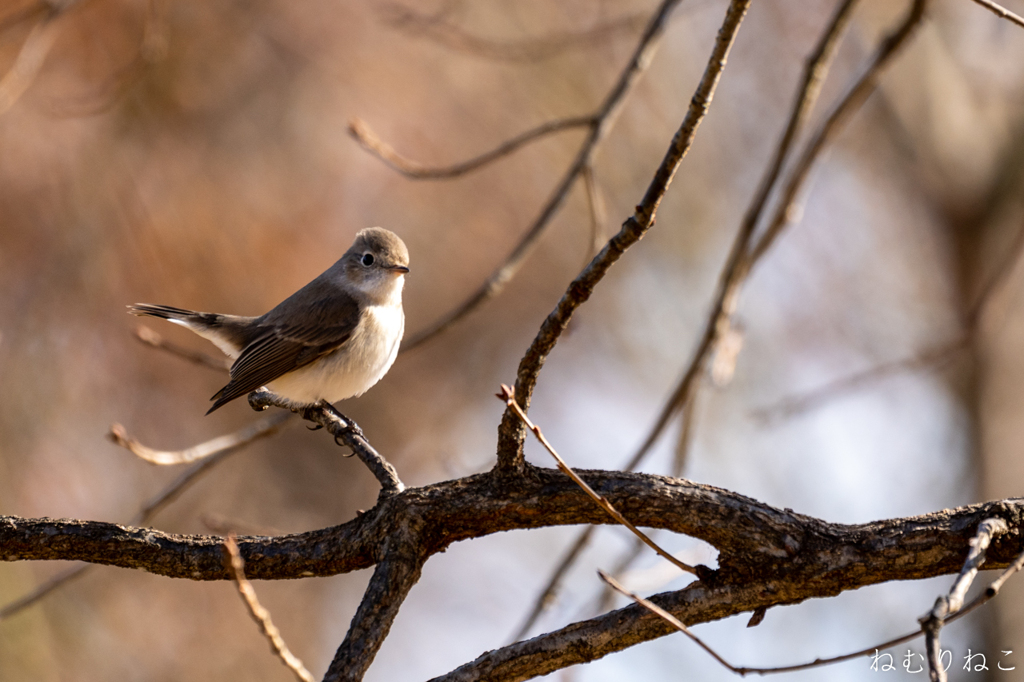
xmin=5 ymin=471 xmax=1023 ymax=681
xmin=4 ymin=471 xmax=1022 ymax=582
xmin=323 ymin=527 xmax=427 ymax=682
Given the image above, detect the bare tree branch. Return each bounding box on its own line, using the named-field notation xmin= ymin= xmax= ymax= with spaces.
xmin=108 ymin=412 xmax=292 ymax=465
xmin=599 ymin=571 xmax=738 ymax=673
xmin=404 ymin=0 xmax=689 ymax=352
xmin=509 ymin=524 xmax=597 ymax=643
xmin=135 ymin=325 xmax=231 ymax=370
xmin=748 ymin=0 xmax=929 ymax=262
xmin=969 ymin=0 xmax=1024 ymax=29
xmin=0 ymin=564 xmax=89 ymax=623
xmin=495 ymin=0 xmax=752 ymax=472
xmin=223 ymin=535 xmax=316 ymax=682
xmin=348 ymin=115 xmax=595 ymax=180
xmin=920 ymin=518 xmax=1008 ymax=682
xmin=612 ymin=0 xmax=926 ymax=477
xmin=322 ymin=530 xmax=426 ymax=682
xmin=5 ymin=466 xmax=1023 ymax=681
xmin=4 ymin=473 xmax=1021 ymax=583
xmin=755 ymin=212 xmax=1024 ymax=423
xmin=380 ymin=4 xmax=650 ymax=63
xmin=0 ymin=3 xmax=61 ymax=117
xmin=580 ymin=161 xmax=607 ymax=264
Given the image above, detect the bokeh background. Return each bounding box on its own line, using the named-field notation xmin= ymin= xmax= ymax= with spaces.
xmin=2 ymin=0 xmax=1024 ymax=680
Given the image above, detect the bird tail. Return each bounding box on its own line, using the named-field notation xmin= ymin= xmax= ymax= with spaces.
xmin=128 ymin=303 xmax=203 ymax=322
xmin=128 ymin=303 xmax=259 ymax=374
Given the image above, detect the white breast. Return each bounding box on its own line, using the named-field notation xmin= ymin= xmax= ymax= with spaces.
xmin=267 ymin=303 xmax=405 ymax=406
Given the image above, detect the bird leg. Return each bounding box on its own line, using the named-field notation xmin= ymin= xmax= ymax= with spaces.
xmin=246 ymin=389 xmax=404 ymax=495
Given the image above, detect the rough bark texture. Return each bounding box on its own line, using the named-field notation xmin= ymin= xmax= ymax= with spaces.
xmin=5 ymin=466 xmax=1023 ymax=583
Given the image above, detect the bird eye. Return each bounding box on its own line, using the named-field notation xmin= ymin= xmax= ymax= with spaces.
xmin=361 ymin=253 xmax=375 ymax=266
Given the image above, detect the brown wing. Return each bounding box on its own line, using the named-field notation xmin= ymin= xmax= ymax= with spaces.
xmin=207 ymin=279 xmax=361 ymax=413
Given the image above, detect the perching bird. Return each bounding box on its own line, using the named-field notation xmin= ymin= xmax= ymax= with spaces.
xmin=130 ymin=227 xmax=409 ymax=414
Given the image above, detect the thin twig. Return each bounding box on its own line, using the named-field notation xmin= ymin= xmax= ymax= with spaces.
xmin=0 ymin=565 xmax=89 ymax=622
xmin=135 ymin=325 xmax=231 ymax=370
xmin=985 ymin=546 xmax=1024 ymax=595
xmin=636 ymin=0 xmax=927 ymax=469
xmin=600 ymin=571 xmax=738 ymax=671
xmin=968 ymin=216 xmax=1024 ymax=326
xmin=349 ymin=115 xmax=595 ymax=179
xmin=919 ymin=518 xmax=1008 ymax=682
xmin=223 ymin=535 xmax=315 ymax=682
xmin=508 ymin=525 xmax=598 ymax=643
xmin=581 ymin=162 xmax=607 ymax=265
xmin=753 ymin=337 xmax=968 ymax=423
xmin=594 ymin=536 xmax=646 ymax=615
xmin=756 ymin=213 xmax=1024 ymax=424
xmin=381 ymin=4 xmax=650 ymax=63
xmin=593 ymin=393 xmax=701 ymax=613
xmin=109 ymin=412 xmax=292 ymax=465
xmin=594 ymin=397 xmax=699 ymax=616
xmin=500 ymin=384 xmax=697 ymax=576
xmin=969 ymin=0 xmax=1024 ymax=29
xmin=0 ymin=5 xmax=61 ymax=117
xmin=248 ymin=389 xmax=405 ymax=496
xmin=404 ymin=0 xmax=688 ymax=351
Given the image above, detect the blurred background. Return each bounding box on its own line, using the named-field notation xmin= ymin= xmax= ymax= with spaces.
xmin=1 ymin=0 xmax=1023 ymax=680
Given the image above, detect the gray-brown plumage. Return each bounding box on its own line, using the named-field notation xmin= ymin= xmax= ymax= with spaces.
xmin=130 ymin=227 xmax=410 ymax=414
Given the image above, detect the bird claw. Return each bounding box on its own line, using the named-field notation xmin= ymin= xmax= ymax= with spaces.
xmin=333 ymin=433 xmax=356 ymax=457
xmin=307 ymin=424 xmax=324 ymax=431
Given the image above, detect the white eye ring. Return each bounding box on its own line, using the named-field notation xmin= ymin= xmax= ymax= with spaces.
xmin=361 ymin=253 xmax=375 ymax=266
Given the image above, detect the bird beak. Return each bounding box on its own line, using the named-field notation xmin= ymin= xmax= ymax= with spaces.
xmin=387 ymin=265 xmax=410 ymax=274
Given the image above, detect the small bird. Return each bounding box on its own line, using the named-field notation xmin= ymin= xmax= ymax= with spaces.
xmin=130 ymin=227 xmax=409 ymax=414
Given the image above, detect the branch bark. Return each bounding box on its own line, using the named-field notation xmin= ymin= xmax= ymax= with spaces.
xmin=323 ymin=525 xmax=427 ymax=682
xmin=5 ymin=473 xmax=1023 ymax=680
xmin=4 ymin=472 xmax=1022 ymax=582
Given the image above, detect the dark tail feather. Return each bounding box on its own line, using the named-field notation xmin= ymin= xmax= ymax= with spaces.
xmin=128 ymin=303 xmax=199 ymax=321
xmin=207 ymin=383 xmax=241 ymax=414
